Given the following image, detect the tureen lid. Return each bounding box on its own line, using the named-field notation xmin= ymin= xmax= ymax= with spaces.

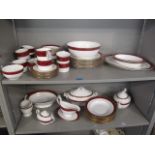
xmin=70 ymin=87 xmax=93 ymax=97
xmin=117 ymin=88 xmax=129 ymax=99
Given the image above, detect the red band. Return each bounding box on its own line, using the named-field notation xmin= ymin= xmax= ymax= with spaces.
xmin=37 ymin=60 xmax=53 ymax=66
xmin=16 ymin=51 xmax=29 ymax=57
xmin=58 ymin=64 xmax=69 ymax=68
xmin=36 ymin=51 xmax=47 ymax=57
xmin=68 ymin=46 xmax=100 ymax=51
xmin=57 ymin=57 xmax=70 ymax=61
xmin=3 ymin=69 xmax=23 ymax=75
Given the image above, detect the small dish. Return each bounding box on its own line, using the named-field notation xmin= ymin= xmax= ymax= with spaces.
xmin=57 ymin=108 xmax=79 ymax=121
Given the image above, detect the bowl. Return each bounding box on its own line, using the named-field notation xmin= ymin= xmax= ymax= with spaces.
xmin=2 ymin=64 xmax=24 ymax=80
xmin=67 ymin=41 xmax=101 ymax=59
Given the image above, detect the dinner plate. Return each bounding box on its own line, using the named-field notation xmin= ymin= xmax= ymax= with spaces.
xmin=33 ymin=64 xmax=57 ymax=72
xmin=57 ymin=109 xmax=78 ymax=121
xmin=87 ymin=97 xmax=115 ymax=117
xmin=105 ymin=56 xmax=152 ymax=70
xmin=27 ymin=90 xmax=57 ymax=107
xmin=71 ymin=53 xmax=101 ymax=60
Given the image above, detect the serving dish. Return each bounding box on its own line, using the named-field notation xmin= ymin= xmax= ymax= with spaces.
xmin=57 ymin=108 xmax=79 ymax=121
xmin=105 ymin=56 xmax=152 ymax=70
xmin=64 ymin=87 xmax=98 ymax=106
xmin=67 ymin=41 xmax=101 ymax=59
xmin=26 ymin=90 xmax=57 ymax=108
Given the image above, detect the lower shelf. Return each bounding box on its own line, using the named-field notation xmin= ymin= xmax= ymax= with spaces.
xmin=15 ymin=104 xmax=149 ymax=134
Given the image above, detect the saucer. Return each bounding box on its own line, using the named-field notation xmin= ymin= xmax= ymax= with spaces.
xmin=57 ymin=109 xmax=79 ymax=121
xmin=105 ymin=56 xmax=152 ymax=70
xmin=33 ymin=64 xmax=57 ymax=72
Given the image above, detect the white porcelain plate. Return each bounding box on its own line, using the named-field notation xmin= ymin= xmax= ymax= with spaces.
xmin=28 ymin=91 xmax=57 ymax=105
xmin=58 ymin=109 xmax=78 ymax=121
xmin=33 ymin=64 xmax=57 ymax=72
xmin=87 ymin=98 xmax=114 ymax=117
xmin=105 ymin=56 xmax=152 ymax=70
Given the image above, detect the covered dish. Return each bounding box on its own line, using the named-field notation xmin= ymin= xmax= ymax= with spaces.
xmin=64 ymin=87 xmax=98 ymax=106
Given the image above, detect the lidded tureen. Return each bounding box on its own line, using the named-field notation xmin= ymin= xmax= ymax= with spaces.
xmin=64 ymin=87 xmax=98 ymax=106
xmin=113 ymin=88 xmax=131 ymax=109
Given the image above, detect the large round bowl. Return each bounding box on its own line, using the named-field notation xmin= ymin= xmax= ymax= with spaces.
xmin=2 ymin=64 xmax=24 ymax=80
xmin=67 ymin=41 xmax=101 ymax=59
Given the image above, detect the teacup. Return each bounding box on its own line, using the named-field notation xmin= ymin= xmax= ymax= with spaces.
xmin=15 ymin=49 xmax=30 ymax=60
xmin=56 ymin=51 xmax=70 ymax=61
xmin=58 ymin=63 xmax=70 ymax=73
xmin=36 ymin=47 xmax=52 ymax=61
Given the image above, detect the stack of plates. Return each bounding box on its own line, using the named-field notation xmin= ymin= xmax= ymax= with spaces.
xmin=30 ymin=64 xmax=58 ymax=79
xmin=71 ymin=53 xmax=103 ymax=68
xmin=105 ymin=54 xmax=153 ymax=70
xmin=86 ymin=96 xmax=117 ymax=123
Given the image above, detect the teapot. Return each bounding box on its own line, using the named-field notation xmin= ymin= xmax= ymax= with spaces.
xmin=113 ymin=88 xmax=131 ymax=109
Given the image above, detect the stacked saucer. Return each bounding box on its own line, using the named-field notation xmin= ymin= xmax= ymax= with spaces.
xmin=30 ymin=64 xmax=58 ymax=79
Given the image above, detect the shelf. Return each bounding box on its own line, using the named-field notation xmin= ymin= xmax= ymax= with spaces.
xmin=16 ymin=104 xmax=149 ymax=134
xmin=2 ymin=65 xmax=155 ymax=85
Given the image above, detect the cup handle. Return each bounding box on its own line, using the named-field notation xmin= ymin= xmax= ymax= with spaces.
xmin=56 ymin=95 xmax=62 ymax=105
xmin=93 ymin=92 xmax=98 ymax=97
xmin=47 ymin=51 xmax=52 ymax=59
xmin=63 ymin=92 xmax=69 ymax=99
xmin=36 ymin=109 xmax=40 ymax=115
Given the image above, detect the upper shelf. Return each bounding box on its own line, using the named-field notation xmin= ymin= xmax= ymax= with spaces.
xmin=2 ymin=65 xmax=155 ymax=85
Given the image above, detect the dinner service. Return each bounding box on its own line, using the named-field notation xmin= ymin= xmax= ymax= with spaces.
xmin=21 ymin=45 xmax=35 ymax=56
xmin=105 ymin=55 xmax=152 ymax=70
xmin=2 ymin=64 xmax=24 ymax=80
xmin=15 ymin=48 xmax=30 ymax=60
xmin=64 ymin=87 xmax=98 ymax=106
xmin=113 ymin=88 xmax=131 ymax=109
xmin=36 ymin=109 xmax=55 ymax=125
xmin=12 ymin=59 xmax=27 ymax=72
xmin=67 ymin=41 xmax=101 ymax=59
xmin=27 ymin=90 xmax=57 ymax=109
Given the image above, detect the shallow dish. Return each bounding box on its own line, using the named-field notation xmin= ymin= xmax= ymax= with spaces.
xmin=86 ymin=97 xmax=115 ymax=117
xmin=67 ymin=41 xmax=101 ymax=59
xmin=114 ymin=54 xmax=144 ymax=63
xmin=105 ymin=56 xmax=152 ymax=70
